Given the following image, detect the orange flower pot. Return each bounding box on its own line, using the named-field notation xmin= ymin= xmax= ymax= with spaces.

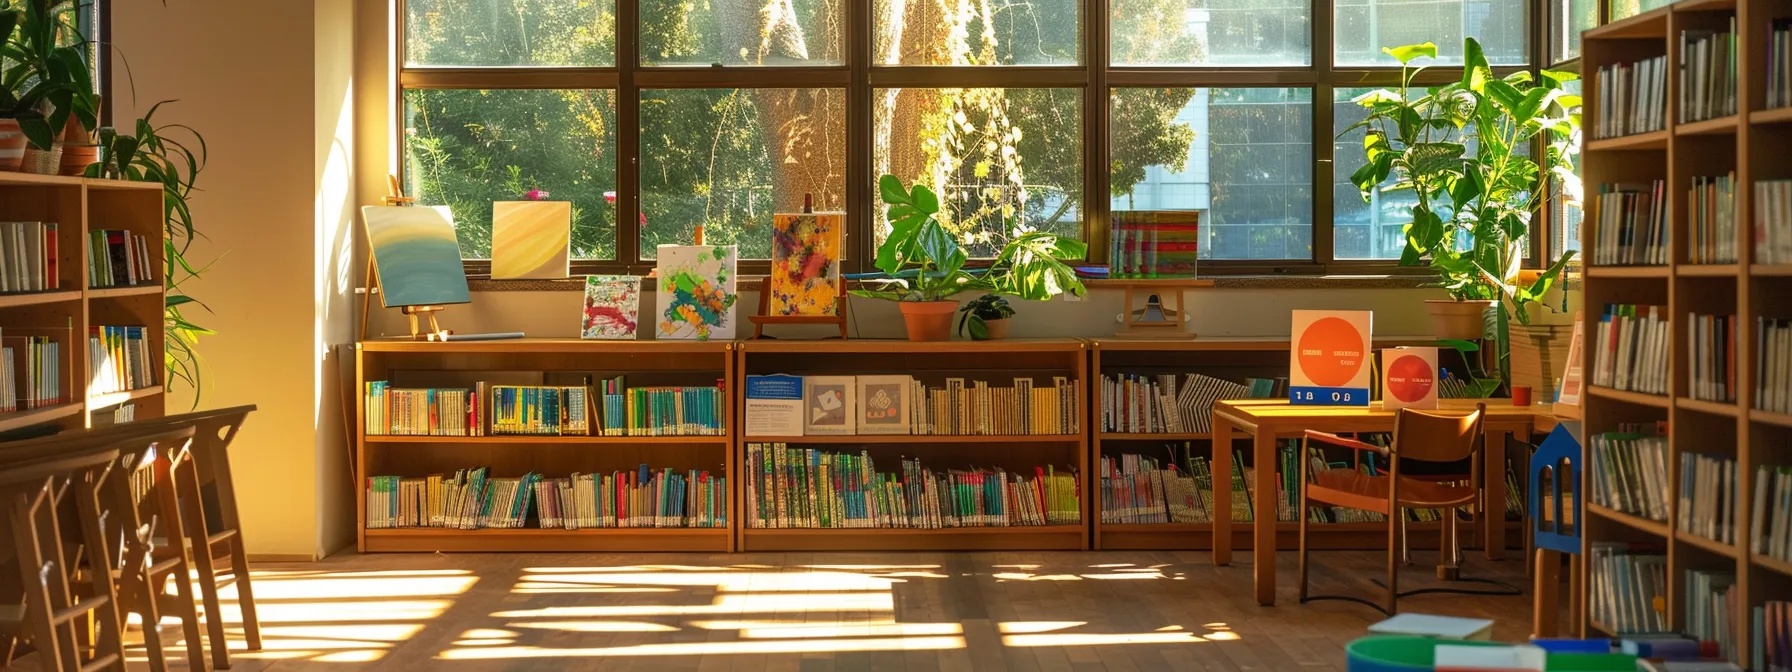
xmin=898 ymin=301 xmax=958 ymax=341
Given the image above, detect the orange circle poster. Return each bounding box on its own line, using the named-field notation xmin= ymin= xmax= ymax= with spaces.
xmin=1289 ymin=310 xmax=1372 ymax=405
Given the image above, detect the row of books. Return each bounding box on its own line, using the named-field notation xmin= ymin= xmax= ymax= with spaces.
xmin=86 ymin=325 xmax=155 ymax=395
xmin=1098 ymin=373 xmax=1279 ymax=434
xmin=595 ymin=377 xmax=726 ymax=436
xmin=743 ymin=443 xmax=1081 ymax=528
xmin=1679 ymin=23 xmax=1737 ymax=124
xmin=1768 ymin=19 xmax=1792 ymax=109
xmin=0 ymin=335 xmax=60 ymax=412
xmin=1590 ymin=543 xmax=1668 ymax=634
xmin=1589 ymin=431 xmax=1670 ymax=522
xmin=1097 ymin=452 xmax=1211 ymax=524
xmin=365 ymin=467 xmax=729 ymax=530
xmin=492 ymin=385 xmax=589 ymax=435
xmin=363 ymin=382 xmax=483 ymax=436
xmin=1593 ymin=304 xmax=1670 ymax=395
xmin=1106 ymin=210 xmax=1199 ymax=278
xmin=1688 ymin=313 xmax=1736 ymax=403
xmin=1596 ymin=56 xmax=1668 ymax=139
xmin=1680 ymin=452 xmax=1739 ymax=546
xmin=1685 ymin=569 xmax=1739 ymax=661
xmin=1753 ymin=466 xmax=1792 ymax=563
xmin=0 ymin=222 xmax=58 ymax=292
xmin=1688 ymin=174 xmax=1737 ymax=264
xmin=1761 ymin=318 xmax=1792 ymax=414
xmin=1756 ymin=600 xmax=1791 ymax=672
xmin=1593 ymin=181 xmax=1668 ymax=266
xmin=87 ymin=229 xmax=156 ymax=289
xmin=1759 ymin=179 xmax=1792 ymax=264
xmin=743 ymin=374 xmax=1080 ymax=437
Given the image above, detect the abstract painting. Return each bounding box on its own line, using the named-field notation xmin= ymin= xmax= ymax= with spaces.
xmin=581 ymin=275 xmax=640 ymax=340
xmin=769 ymin=211 xmax=843 ymax=315
xmin=656 ymin=244 xmax=738 ymax=341
xmin=361 ymin=205 xmax=471 ymax=308
xmin=491 ymin=201 xmax=572 ymax=279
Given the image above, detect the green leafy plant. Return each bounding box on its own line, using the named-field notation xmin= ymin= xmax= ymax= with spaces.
xmin=0 ymin=0 xmax=100 ymax=149
xmin=1343 ymin=38 xmax=1582 ymax=387
xmin=852 ymin=175 xmax=1088 ymax=303
xmin=86 ymin=101 xmax=213 ymax=403
xmin=957 ymin=293 xmax=1014 ymax=340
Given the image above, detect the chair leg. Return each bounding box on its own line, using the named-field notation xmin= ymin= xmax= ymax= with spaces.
xmin=10 ymin=492 xmax=66 ymax=672
xmin=1532 ymin=547 xmax=1560 ymax=639
xmin=1298 ymin=494 xmax=1311 ymax=603
xmin=165 ymin=559 xmax=209 ymax=672
xmin=73 ymin=477 xmax=127 ymax=670
xmin=1437 ymin=507 xmax=1461 ymax=581
xmin=1385 ymin=511 xmax=1401 ymax=616
xmin=1399 ymin=514 xmax=1412 ymax=565
xmin=223 ymin=537 xmax=261 ymax=650
xmin=175 ymin=461 xmax=232 ymax=670
xmin=33 ymin=488 xmax=82 ymax=672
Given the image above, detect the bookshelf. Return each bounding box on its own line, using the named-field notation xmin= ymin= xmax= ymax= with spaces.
xmin=735 ymin=338 xmax=1089 ymax=552
xmin=353 ymin=339 xmax=735 ymax=553
xmin=1579 ymin=0 xmax=1792 ymax=662
xmin=0 ymin=172 xmax=167 ymax=433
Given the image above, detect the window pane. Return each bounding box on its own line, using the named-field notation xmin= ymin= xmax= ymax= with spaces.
xmin=1112 ymin=0 xmax=1311 ymax=66
xmin=1549 ymin=0 xmax=1596 ymax=63
xmin=405 ymin=0 xmax=616 ymax=67
xmin=874 ymin=88 xmax=1083 ymax=257
xmin=404 ymin=89 xmax=618 ymax=260
xmin=640 ymin=89 xmax=846 ymax=260
xmin=1334 ymin=0 xmax=1529 ymax=66
xmin=1553 ymin=79 xmax=1585 ymax=261
xmin=1112 ymin=88 xmax=1313 ymax=261
xmin=874 ymin=0 xmax=1080 ymax=65
xmin=1611 ymin=0 xmax=1670 ymax=21
xmin=640 ymin=0 xmax=841 ymax=66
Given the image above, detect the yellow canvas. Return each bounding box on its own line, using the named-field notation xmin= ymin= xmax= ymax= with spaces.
xmin=491 ymin=201 xmax=572 ymax=279
xmin=769 ymin=211 xmax=843 ymax=316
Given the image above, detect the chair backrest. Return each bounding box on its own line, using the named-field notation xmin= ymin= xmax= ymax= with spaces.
xmin=1389 ymin=403 xmax=1486 ymax=469
xmin=1529 ymin=424 xmax=1582 ymax=554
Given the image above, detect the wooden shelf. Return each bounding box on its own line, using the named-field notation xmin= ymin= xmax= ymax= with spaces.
xmin=1587 ymin=503 xmax=1670 ymax=537
xmin=86 ymin=385 xmax=163 ymax=410
xmin=1753 ymin=409 xmax=1792 ymax=429
xmin=1083 ymin=278 xmax=1215 ymax=289
xmin=1674 ymin=0 xmax=1735 ymax=11
xmin=362 ymin=527 xmax=731 ymax=553
xmin=1587 ymin=386 xmax=1671 ymax=408
xmin=365 ymin=435 xmax=728 ymax=445
xmin=1676 ymin=397 xmax=1740 ymax=417
xmin=1676 ymin=115 xmax=1740 ymax=135
xmin=1755 ymin=553 xmax=1792 ymax=579
xmin=1676 ymin=531 xmax=1741 ymax=558
xmin=0 ymin=402 xmax=84 ymax=433
xmin=743 ymin=434 xmax=1079 ymax=444
xmin=1677 ymin=264 xmax=1739 ymax=277
xmin=86 ymin=284 xmax=162 ymax=299
xmin=359 ymin=338 xmax=731 ymax=354
xmin=1587 ymin=130 xmax=1669 ymax=151
xmin=0 ymin=172 xmax=162 ymax=190
xmin=1098 ymin=432 xmax=1246 ymax=441
xmin=739 ymin=338 xmax=1084 ymax=354
xmin=0 ymin=290 xmax=81 ymax=309
xmin=1583 ymin=6 xmax=1669 ymax=39
xmin=1585 ymin=265 xmax=1670 ymax=278
xmin=1091 ymin=336 xmax=1436 ymax=352
xmin=740 ymin=525 xmax=1084 ymax=552
xmin=1751 ymin=264 xmax=1792 ymax=277
xmin=1751 ymin=106 xmax=1792 ymax=126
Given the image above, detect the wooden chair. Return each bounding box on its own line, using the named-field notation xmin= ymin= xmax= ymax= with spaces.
xmin=1297 ymin=404 xmax=1487 ymax=615
xmin=1528 ymin=424 xmax=1583 ymax=638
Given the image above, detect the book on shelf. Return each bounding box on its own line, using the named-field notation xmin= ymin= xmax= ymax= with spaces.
xmin=913 ymin=376 xmax=1081 ymax=436
xmin=1759 ymin=318 xmax=1791 ymax=414
xmin=1754 ymin=600 xmax=1791 ymax=671
xmin=1758 ymin=180 xmax=1792 ymax=265
xmin=856 ymin=375 xmax=911 ymax=435
xmin=1687 ymin=313 xmax=1736 ymax=403
xmin=1751 ymin=465 xmax=1792 ymax=563
xmin=1100 ymin=372 xmax=1262 ymax=434
xmin=802 ymin=375 xmax=856 ymax=435
xmin=1589 ymin=429 xmax=1670 ymax=522
xmin=0 ymin=333 xmax=60 ymax=411
xmin=1688 ymin=174 xmax=1737 ymax=264
xmin=1679 ymin=452 xmax=1738 ymax=546
xmin=363 ymin=381 xmax=484 ymax=436
xmin=493 ymin=385 xmax=589 ymax=436
xmin=87 ymin=325 xmax=154 ymax=395
xmin=86 ymin=229 xmax=155 ymax=288
xmin=0 ymin=222 xmax=57 ymax=292
xmin=1594 ymin=181 xmax=1668 ymax=266
xmin=1678 ymin=21 xmax=1737 ymax=124
xmin=1589 ymin=542 xmax=1670 ymax=634
xmin=1683 ymin=569 xmax=1739 ymax=661
xmin=1596 ymin=55 xmax=1668 ymax=139
xmin=743 ymin=442 xmax=1080 ymax=529
xmin=1769 ymin=19 xmax=1791 ymax=110
xmin=1593 ymin=304 xmax=1670 ymax=395
xmin=743 ymin=374 xmax=803 ymax=436
xmin=1108 ymin=210 xmax=1199 ymax=279
xmin=594 ymin=377 xmax=724 ymax=436
xmin=365 ymin=465 xmax=727 ymax=530
xmin=1098 ymin=452 xmax=1209 ymax=524
xmin=91 ymin=401 xmax=134 ymax=426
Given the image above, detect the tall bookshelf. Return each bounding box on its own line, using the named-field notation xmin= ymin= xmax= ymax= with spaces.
xmin=0 ymin=172 xmax=167 ymax=434
xmin=1580 ymin=0 xmax=1790 ymax=663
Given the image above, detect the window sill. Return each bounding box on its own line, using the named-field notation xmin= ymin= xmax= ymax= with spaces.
xmin=459 ymin=274 xmax=1471 ymax=293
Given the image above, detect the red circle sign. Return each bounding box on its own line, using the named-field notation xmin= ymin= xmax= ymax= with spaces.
xmin=1296 ymin=317 xmax=1366 ymax=387
xmin=1386 ymin=354 xmax=1436 ymax=402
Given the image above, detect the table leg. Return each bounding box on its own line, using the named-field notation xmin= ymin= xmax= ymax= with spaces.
xmin=1484 ymin=429 xmax=1511 ymax=560
xmin=1212 ymin=413 xmax=1234 ymax=566
xmin=1253 ymin=428 xmax=1277 ymax=606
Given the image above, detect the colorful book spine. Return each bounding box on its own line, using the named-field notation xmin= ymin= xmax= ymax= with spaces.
xmin=365 ymin=467 xmax=726 ymax=530
xmin=744 ymin=443 xmax=1079 ymax=529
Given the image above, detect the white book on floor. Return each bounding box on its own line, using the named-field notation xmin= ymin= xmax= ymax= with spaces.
xmin=1434 ymin=643 xmax=1546 ymax=670
xmin=1366 ymin=613 xmax=1494 ymax=641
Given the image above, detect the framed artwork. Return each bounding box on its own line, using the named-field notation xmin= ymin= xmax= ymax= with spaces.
xmin=580 ymin=275 xmax=640 ymax=340
xmin=361 ymin=205 xmax=471 ymax=308
xmin=491 ymin=201 xmax=572 ymax=279
xmin=769 ymin=211 xmax=843 ymax=316
xmin=803 ymin=375 xmax=855 ymax=435
xmin=656 ymin=244 xmax=738 ymax=340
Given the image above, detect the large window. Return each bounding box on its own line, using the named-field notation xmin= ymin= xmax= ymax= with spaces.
xmin=396 ymin=0 xmax=1559 ymax=275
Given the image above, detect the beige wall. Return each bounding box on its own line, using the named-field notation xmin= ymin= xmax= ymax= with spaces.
xmin=113 ymin=0 xmax=356 ymax=559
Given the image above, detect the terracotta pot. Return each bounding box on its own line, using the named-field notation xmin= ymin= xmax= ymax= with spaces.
xmin=18 ymin=143 xmax=63 ymax=175
xmin=897 ymin=301 xmax=958 ymax=341
xmin=981 ymin=318 xmax=1012 ymax=340
xmin=1425 ymin=299 xmax=1495 ymax=340
xmin=0 ymin=119 xmax=26 ymax=172
xmin=59 ymin=144 xmax=99 ymax=176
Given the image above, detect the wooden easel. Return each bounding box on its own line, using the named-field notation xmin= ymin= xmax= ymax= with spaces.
xmin=1110 ymin=279 xmax=1212 ymax=340
xmin=747 ymin=275 xmax=849 ymax=339
xmin=359 ymin=175 xmax=453 ymax=342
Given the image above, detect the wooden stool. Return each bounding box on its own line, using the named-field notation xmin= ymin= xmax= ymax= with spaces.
xmin=0 ymin=445 xmax=129 ymax=671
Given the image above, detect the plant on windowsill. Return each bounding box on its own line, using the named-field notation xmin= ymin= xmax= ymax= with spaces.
xmin=0 ymin=0 xmax=101 ymax=174
xmin=1342 ymin=38 xmax=1580 ymax=390
xmin=957 ymin=294 xmax=1014 ymax=341
xmin=852 ymin=175 xmax=1087 ymax=341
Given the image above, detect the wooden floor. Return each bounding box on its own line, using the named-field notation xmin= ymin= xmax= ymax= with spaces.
xmin=29 ymin=548 xmax=1559 ymax=671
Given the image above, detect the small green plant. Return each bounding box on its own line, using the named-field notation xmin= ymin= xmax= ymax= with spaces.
xmin=0 ymin=0 xmax=100 ymax=149
xmin=957 ymin=293 xmax=1014 ymax=340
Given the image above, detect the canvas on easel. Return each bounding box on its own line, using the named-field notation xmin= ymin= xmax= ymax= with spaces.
xmin=491 ymin=200 xmax=572 ymax=279
xmin=1289 ymin=309 xmax=1372 ymax=406
xmin=769 ymin=210 xmax=843 ymax=316
xmin=362 ymin=205 xmax=472 ymax=310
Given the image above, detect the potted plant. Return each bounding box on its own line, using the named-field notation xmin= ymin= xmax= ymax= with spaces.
xmin=1343 ymin=38 xmax=1580 ymax=384
xmin=854 ymin=175 xmax=1086 ymax=341
xmin=0 ymin=0 xmax=100 ymax=173
xmin=957 ymin=294 xmax=1014 ymax=340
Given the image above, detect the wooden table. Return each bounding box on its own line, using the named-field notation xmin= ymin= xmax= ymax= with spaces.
xmin=1209 ymin=399 xmax=1557 ymax=606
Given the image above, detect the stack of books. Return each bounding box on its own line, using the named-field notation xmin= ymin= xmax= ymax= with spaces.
xmin=1596 ymin=56 xmax=1668 ymax=138
xmin=362 ymin=382 xmax=484 ymax=436
xmin=536 ymin=468 xmax=728 ymax=529
xmin=1687 ymin=313 xmax=1736 ymax=403
xmin=491 ymin=385 xmax=589 ymax=436
xmin=594 ymin=376 xmax=726 ymax=436
xmin=87 ymin=229 xmax=156 ymax=288
xmin=1107 ymin=210 xmax=1199 ymax=278
xmin=1758 ymin=179 xmax=1792 ymax=264
xmin=1097 ymin=453 xmax=1207 ymax=524
xmin=1593 ymin=304 xmax=1671 ymax=395
xmin=0 ymin=222 xmax=58 ymax=292
xmin=1589 ymin=542 xmax=1670 ymax=633
xmin=1099 ymin=373 xmax=1280 ymax=433
xmin=1594 ymin=181 xmax=1668 ymax=265
xmin=1679 ymin=22 xmax=1737 ymax=123
xmin=87 ymin=325 xmax=155 ymax=395
xmin=1752 ymin=466 xmax=1792 ymax=564
xmin=0 ymin=334 xmax=60 ymax=411
xmin=1684 ymin=569 xmax=1739 ymax=660
xmin=1758 ymin=317 xmax=1791 ymax=413
xmin=744 ymin=443 xmax=1081 ymax=528
xmin=1589 ymin=430 xmax=1670 ymax=522
xmin=1688 ymin=174 xmax=1737 ymax=264
xmin=1679 ymin=452 xmax=1739 ymax=545
xmin=1769 ymin=19 xmax=1790 ymax=109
